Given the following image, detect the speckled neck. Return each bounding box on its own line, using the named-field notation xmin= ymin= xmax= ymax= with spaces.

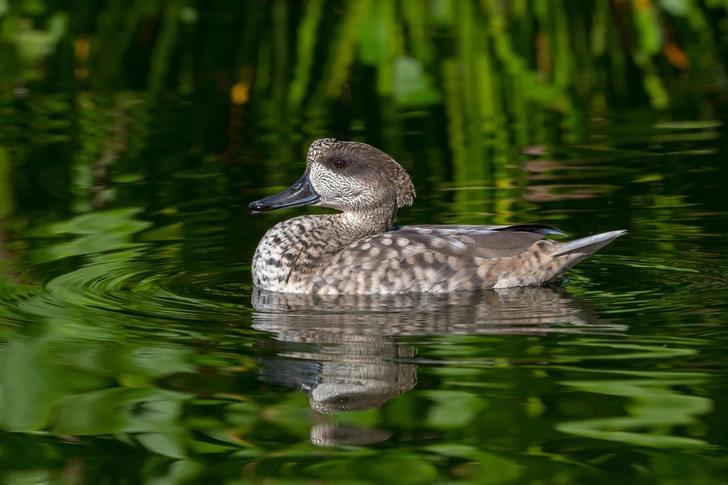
xmin=302 ymin=207 xmax=398 ymax=253
xmin=339 ymin=205 xmax=398 ymax=242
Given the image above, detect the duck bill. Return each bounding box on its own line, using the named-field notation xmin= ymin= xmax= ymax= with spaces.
xmin=249 ymin=172 xmax=320 ymax=214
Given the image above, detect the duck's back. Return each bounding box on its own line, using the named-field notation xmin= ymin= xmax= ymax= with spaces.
xmin=304 ymin=224 xmax=624 ymax=294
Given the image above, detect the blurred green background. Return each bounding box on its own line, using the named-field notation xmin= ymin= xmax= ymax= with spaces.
xmin=1 ymin=0 xmax=727 ymax=217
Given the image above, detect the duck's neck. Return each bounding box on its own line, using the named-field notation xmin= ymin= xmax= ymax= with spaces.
xmin=343 ymin=206 xmax=397 ymax=236
xmin=320 ymin=206 xmax=397 ymax=248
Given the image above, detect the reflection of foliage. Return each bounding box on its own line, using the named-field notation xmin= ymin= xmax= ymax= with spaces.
xmin=0 ymin=194 xmax=723 ymax=484
xmin=0 ymin=209 xmax=725 ymax=484
xmin=557 ymin=373 xmax=711 ymax=448
xmin=0 ymin=146 xmax=13 ymax=217
xmin=1 ymin=331 xmax=725 ymax=483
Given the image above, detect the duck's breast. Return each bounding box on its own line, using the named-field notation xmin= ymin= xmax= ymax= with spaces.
xmin=252 ymin=216 xmax=338 ymax=293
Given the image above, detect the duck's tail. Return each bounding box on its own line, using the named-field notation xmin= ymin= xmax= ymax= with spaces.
xmin=543 ymin=231 xmax=627 ymax=283
xmin=552 ymin=230 xmax=627 ymax=258
xmin=542 ymin=230 xmax=626 ymax=283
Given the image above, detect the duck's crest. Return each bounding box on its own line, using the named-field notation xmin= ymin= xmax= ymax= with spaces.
xmin=306 ymin=138 xmax=337 ymax=168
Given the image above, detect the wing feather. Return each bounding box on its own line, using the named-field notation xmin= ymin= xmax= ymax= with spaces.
xmin=311 ymin=224 xmax=563 ymax=293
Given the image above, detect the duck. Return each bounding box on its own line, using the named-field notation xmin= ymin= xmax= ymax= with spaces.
xmin=249 ymin=138 xmax=626 ymax=294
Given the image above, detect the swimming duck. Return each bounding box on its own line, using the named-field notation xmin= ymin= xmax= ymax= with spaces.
xmin=249 ymin=139 xmax=625 ymax=294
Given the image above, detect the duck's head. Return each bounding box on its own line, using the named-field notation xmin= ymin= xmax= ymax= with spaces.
xmin=249 ymin=139 xmax=415 ymax=214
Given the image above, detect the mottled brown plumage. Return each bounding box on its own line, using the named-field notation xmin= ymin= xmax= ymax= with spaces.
xmin=249 ymin=139 xmax=625 ymax=294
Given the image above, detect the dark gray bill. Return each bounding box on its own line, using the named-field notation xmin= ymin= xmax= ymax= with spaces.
xmin=249 ymin=172 xmax=320 ymax=214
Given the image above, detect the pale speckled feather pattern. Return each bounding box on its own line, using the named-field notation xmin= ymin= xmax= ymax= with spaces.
xmin=250 ymin=139 xmax=626 ymax=294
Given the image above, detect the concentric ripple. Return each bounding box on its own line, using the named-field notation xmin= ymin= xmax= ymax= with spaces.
xmin=1 ymin=256 xmax=253 ymax=338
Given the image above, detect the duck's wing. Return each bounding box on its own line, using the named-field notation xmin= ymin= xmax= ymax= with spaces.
xmin=391 ymin=224 xmax=565 ymax=237
xmin=311 ymin=224 xmax=563 ymax=293
xmin=321 ymin=224 xmax=562 ymax=271
xmin=387 ymin=224 xmax=565 ymax=259
xmin=310 ymin=224 xmax=621 ymax=294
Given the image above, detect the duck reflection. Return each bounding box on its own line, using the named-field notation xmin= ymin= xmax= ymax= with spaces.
xmin=259 ymin=333 xmax=416 ymax=414
xmin=252 ymin=286 xmax=621 ymax=409
xmin=309 ymin=422 xmax=393 ymax=447
xmin=251 ymin=286 xmax=621 ymax=445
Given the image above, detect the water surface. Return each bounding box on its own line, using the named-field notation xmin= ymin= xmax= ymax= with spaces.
xmin=1 ymin=113 xmax=726 ymax=484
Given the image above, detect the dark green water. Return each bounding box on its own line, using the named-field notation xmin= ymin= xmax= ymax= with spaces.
xmin=2 ymin=2 xmax=728 ymax=484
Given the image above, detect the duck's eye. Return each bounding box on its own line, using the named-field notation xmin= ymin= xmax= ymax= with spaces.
xmin=333 ymin=159 xmax=347 ymax=169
